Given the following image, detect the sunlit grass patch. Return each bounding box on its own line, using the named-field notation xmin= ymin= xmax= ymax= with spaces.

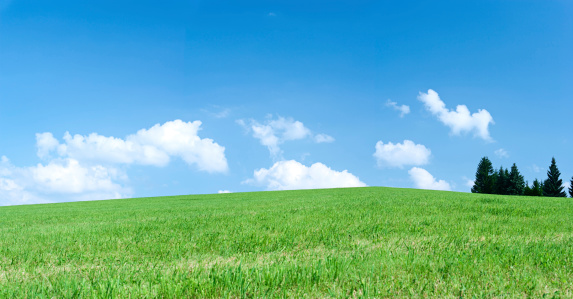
xmin=0 ymin=187 xmax=572 ymax=297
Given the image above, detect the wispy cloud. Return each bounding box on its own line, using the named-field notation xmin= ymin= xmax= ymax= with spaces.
xmin=386 ymin=99 xmax=410 ymax=117
xmin=495 ymin=148 xmax=509 ymax=159
xmin=532 ymin=164 xmax=542 ymax=173
xmin=462 ymin=176 xmax=475 ymax=189
xmin=238 ymin=116 xmax=334 ymax=160
xmin=202 ymin=106 xmax=231 ymax=119
xmin=314 ymin=134 xmax=335 ymax=143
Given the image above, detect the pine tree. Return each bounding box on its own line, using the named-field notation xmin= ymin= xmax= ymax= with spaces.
xmin=504 ymin=168 xmax=510 ymax=193
xmin=494 ymin=166 xmax=509 ymax=195
xmin=535 ymin=179 xmax=544 ymax=196
xmin=525 ymin=179 xmax=543 ymax=196
xmin=523 ymin=181 xmax=533 ymax=196
xmin=569 ymin=176 xmax=573 ymax=198
xmin=507 ymin=163 xmax=525 ymax=195
xmin=471 ymin=157 xmax=495 ymax=194
xmin=542 ymin=157 xmax=566 ymax=197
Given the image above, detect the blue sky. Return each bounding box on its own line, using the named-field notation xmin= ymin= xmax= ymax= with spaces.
xmin=0 ymin=0 xmax=572 ymax=205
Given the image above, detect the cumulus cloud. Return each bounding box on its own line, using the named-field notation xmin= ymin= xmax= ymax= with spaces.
xmin=245 ymin=160 xmax=366 ymax=191
xmin=2 ymin=119 xmax=227 ymax=206
xmin=0 ymin=156 xmax=130 ymax=206
xmin=373 ymin=140 xmax=431 ymax=168
xmin=218 ymin=190 xmax=232 ymax=194
xmin=495 ymin=148 xmax=509 ymax=159
xmin=408 ymin=167 xmax=451 ymax=191
xmin=417 ymin=89 xmax=494 ymax=141
xmin=37 ymin=120 xmax=228 ymax=173
xmin=386 ymin=99 xmax=410 ymax=117
xmin=31 ymin=159 xmax=125 ymax=195
xmin=36 ymin=132 xmax=60 ymax=159
xmin=238 ymin=116 xmax=334 ymax=159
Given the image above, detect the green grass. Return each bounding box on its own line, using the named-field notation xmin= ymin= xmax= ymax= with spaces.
xmin=0 ymin=187 xmax=572 ymax=298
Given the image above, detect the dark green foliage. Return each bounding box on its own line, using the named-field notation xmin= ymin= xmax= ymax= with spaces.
xmin=542 ymin=157 xmax=566 ymax=197
xmin=471 ymin=157 xmax=495 ymax=194
xmin=524 ymin=179 xmax=543 ymax=196
xmin=494 ymin=167 xmax=510 ymax=195
xmin=523 ymin=182 xmax=532 ymax=196
xmin=533 ymin=179 xmax=544 ymax=196
xmin=507 ymin=163 xmax=525 ymax=195
xmin=472 ymin=156 xmax=568 ymax=198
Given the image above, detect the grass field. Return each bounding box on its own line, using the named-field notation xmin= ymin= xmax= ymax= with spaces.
xmin=0 ymin=187 xmax=572 ymax=297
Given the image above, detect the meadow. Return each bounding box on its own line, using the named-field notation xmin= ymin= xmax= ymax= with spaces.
xmin=0 ymin=187 xmax=572 ymax=297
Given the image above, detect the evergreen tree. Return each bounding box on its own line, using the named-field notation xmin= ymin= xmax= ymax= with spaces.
xmin=534 ymin=179 xmax=544 ymax=196
xmin=542 ymin=157 xmax=566 ymax=197
xmin=524 ymin=179 xmax=543 ymax=196
xmin=523 ymin=181 xmax=533 ymax=196
xmin=504 ymin=168 xmax=510 ymax=193
xmin=569 ymin=177 xmax=573 ymax=198
xmin=491 ymin=171 xmax=499 ymax=191
xmin=471 ymin=157 xmax=495 ymax=194
xmin=494 ymin=166 xmax=509 ymax=195
xmin=507 ymin=163 xmax=525 ymax=195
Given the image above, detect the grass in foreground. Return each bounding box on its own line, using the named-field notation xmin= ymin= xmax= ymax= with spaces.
xmin=0 ymin=187 xmax=572 ymax=297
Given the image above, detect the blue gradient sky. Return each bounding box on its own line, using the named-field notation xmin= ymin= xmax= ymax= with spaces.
xmin=1 ymin=0 xmax=572 ymax=204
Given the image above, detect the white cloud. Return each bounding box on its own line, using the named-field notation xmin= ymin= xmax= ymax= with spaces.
xmin=212 ymin=109 xmax=230 ymax=119
xmin=465 ymin=179 xmax=475 ymax=188
xmin=31 ymin=159 xmax=124 ymax=195
xmin=495 ymin=148 xmax=509 ymax=159
xmin=314 ymin=134 xmax=335 ymax=143
xmin=202 ymin=107 xmax=231 ymax=119
xmin=245 ymin=160 xmax=366 ymax=191
xmin=417 ymin=89 xmax=494 ymax=141
xmin=38 ymin=120 xmax=228 ymax=173
xmin=408 ymin=167 xmax=451 ymax=191
xmin=1 ymin=119 xmax=227 ymax=206
xmin=0 ymin=156 xmax=130 ymax=206
xmin=218 ymin=190 xmax=232 ymax=194
xmin=270 ymin=117 xmax=311 ymax=140
xmin=0 ymin=177 xmax=21 ymax=191
xmin=239 ymin=116 xmax=334 ymax=159
xmin=386 ymin=99 xmax=410 ymax=117
xmin=463 ymin=176 xmax=475 ymax=191
xmin=36 ymin=132 xmax=60 ymax=159
xmin=373 ymin=140 xmax=431 ymax=168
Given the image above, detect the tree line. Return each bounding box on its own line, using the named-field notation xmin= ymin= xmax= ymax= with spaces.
xmin=471 ymin=157 xmax=573 ymax=197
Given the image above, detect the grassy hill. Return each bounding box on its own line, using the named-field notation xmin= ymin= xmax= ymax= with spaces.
xmin=0 ymin=187 xmax=572 ymax=297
